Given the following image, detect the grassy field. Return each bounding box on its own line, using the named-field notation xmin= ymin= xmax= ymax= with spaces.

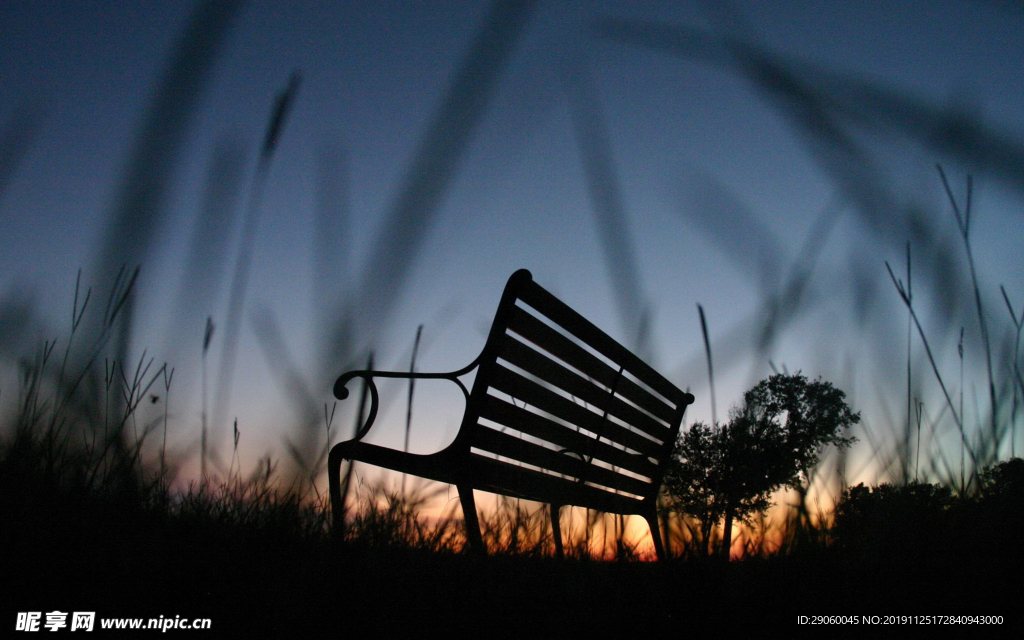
xmin=3 ymin=395 xmax=1021 ymax=634
xmin=4 ymin=2 xmax=1023 ymax=633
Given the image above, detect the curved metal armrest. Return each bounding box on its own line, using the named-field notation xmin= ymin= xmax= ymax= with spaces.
xmin=332 ymin=361 xmax=477 ymax=442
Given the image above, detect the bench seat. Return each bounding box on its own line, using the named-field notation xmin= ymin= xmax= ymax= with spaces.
xmin=328 ymin=269 xmax=694 ymax=559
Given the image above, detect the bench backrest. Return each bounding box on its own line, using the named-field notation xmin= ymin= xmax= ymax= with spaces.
xmin=456 ymin=270 xmax=693 ymax=506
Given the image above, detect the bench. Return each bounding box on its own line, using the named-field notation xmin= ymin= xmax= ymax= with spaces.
xmin=328 ymin=269 xmax=694 ymax=559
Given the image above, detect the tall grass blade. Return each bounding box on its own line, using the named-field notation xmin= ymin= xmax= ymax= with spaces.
xmin=261 ymin=72 xmax=302 ymax=161
xmin=167 ymin=136 xmax=246 ymax=358
xmin=698 ymin=304 xmax=717 ymax=427
xmin=212 ymin=71 xmax=301 ymax=440
xmin=755 ymin=193 xmax=844 ymax=354
xmin=250 ymin=305 xmax=319 ymax=477
xmin=0 ymin=102 xmax=42 ymax=201
xmin=250 ymin=306 xmax=318 ymax=413
xmin=1002 ymin=285 xmax=1023 ymax=456
xmin=346 ymin=0 xmax=537 ymax=354
xmin=905 ymin=242 xmax=913 ymax=484
xmin=312 ymin=139 xmax=350 ymax=376
xmin=676 ymin=172 xmax=782 ymax=293
xmin=959 ymin=326 xmax=965 ymax=491
xmin=86 ymin=0 xmax=244 ymax=387
xmin=938 ymin=166 xmax=998 ymax=458
xmin=403 ymin=325 xmax=423 ymax=490
xmin=667 ymin=194 xmax=840 ymax=389
xmin=885 ymin=260 xmax=976 ymax=475
xmin=597 ymin=17 xmax=981 ymax=341
xmin=565 ymin=63 xmax=650 ymax=356
xmin=0 ymin=290 xmax=35 ymax=359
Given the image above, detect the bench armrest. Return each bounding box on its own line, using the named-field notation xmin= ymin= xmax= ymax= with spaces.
xmin=333 ymin=363 xmax=475 ymax=441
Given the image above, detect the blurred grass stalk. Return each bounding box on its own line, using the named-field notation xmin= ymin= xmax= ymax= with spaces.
xmin=253 ymin=0 xmax=539 ymax=488
xmin=79 ymin=0 xmax=244 ymax=425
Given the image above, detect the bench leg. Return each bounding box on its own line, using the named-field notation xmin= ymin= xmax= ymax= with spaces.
xmin=646 ymin=511 xmax=666 ymax=561
xmin=328 ymin=445 xmax=347 ymax=537
xmin=550 ymin=504 xmax=564 ymax=558
xmin=457 ymin=484 xmax=486 ymax=555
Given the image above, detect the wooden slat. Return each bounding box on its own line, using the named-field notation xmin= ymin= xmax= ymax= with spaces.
xmin=467 ymin=453 xmax=652 ymax=513
xmin=507 ymin=306 xmax=677 ymax=423
xmin=498 ymin=336 xmax=672 ymax=443
xmin=487 ymin=365 xmax=665 ymax=460
xmin=472 ymin=426 xmax=653 ymax=496
xmin=478 ymin=394 xmax=658 ymax=478
xmin=512 ymin=278 xmax=686 ymax=405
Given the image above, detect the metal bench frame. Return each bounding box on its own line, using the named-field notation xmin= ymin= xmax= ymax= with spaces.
xmin=328 ymin=269 xmax=694 ymax=559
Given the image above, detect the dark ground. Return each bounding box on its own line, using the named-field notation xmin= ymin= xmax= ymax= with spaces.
xmin=4 ymin=491 xmax=1019 ymax=636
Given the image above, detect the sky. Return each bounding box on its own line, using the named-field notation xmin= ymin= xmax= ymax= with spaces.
xmin=2 ymin=0 xmax=1024 ymax=506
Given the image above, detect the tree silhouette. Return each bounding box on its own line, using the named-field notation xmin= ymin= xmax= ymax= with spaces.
xmin=664 ymin=373 xmax=858 ymax=558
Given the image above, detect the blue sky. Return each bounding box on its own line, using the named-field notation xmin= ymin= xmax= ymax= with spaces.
xmin=2 ymin=0 xmax=1023 ymax=491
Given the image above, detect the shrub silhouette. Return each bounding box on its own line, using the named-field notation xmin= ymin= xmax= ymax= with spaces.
xmin=972 ymin=457 xmax=1024 ymax=554
xmin=833 ymin=458 xmax=1024 ymax=564
xmin=833 ymin=482 xmax=954 ymax=562
xmin=978 ymin=457 xmax=1024 ymax=502
xmin=663 ymin=373 xmax=858 ymax=557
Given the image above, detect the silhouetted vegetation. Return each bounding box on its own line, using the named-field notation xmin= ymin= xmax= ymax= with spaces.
xmin=2 ymin=279 xmax=1020 ymax=630
xmin=3 ymin=0 xmax=1024 ymax=632
xmin=5 ymin=421 xmax=1022 ymax=633
xmin=664 ymin=373 xmax=857 ymax=558
xmin=833 ymin=458 xmax=1024 ymax=565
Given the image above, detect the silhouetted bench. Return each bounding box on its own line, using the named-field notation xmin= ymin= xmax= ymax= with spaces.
xmin=328 ymin=269 xmax=694 ymax=559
